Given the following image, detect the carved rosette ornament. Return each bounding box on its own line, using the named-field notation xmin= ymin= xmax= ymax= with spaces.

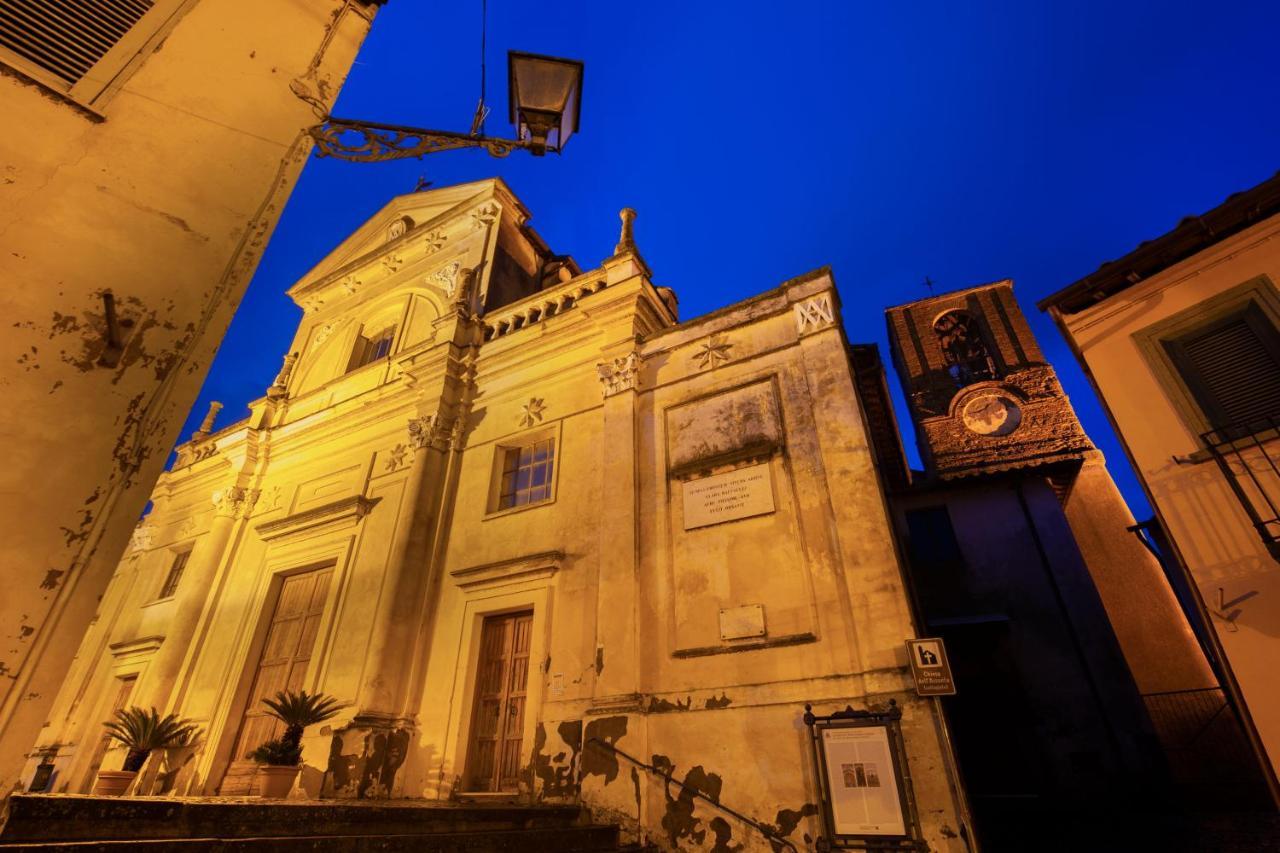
xmin=381 ymin=252 xmax=404 ymax=273
xmin=407 ymin=414 xmax=454 ymax=451
xmin=597 ymin=352 xmax=641 ymax=396
xmin=519 ymin=397 xmax=547 ymax=428
xmin=793 ymin=294 xmax=835 ymax=335
xmin=470 ymin=202 xmax=499 ymax=231
xmin=341 ymin=274 xmax=363 ymax=296
xmin=693 ymin=334 xmax=733 ymax=370
xmin=423 ymin=229 xmax=448 ymax=255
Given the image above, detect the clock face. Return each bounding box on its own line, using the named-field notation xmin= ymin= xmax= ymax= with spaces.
xmin=962 ymin=394 xmax=1022 ymax=436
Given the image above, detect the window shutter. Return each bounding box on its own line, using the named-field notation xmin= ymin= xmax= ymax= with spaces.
xmin=0 ymin=0 xmax=155 ymax=87
xmin=1168 ymin=303 xmax=1280 ymax=431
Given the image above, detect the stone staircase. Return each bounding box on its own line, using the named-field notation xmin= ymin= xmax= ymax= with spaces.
xmin=0 ymin=795 xmax=649 ymax=852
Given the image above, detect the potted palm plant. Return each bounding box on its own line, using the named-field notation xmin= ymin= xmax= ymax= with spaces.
xmin=93 ymin=707 xmax=197 ymax=796
xmin=250 ymin=689 xmax=343 ymax=798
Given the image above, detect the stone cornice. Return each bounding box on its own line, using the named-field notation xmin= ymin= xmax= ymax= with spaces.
xmin=449 ymin=550 xmax=563 ymax=589
xmin=255 ymin=495 xmax=379 ymax=541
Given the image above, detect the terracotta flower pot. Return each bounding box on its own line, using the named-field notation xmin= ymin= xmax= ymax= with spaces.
xmin=256 ymin=764 xmax=300 ymax=798
xmin=91 ymin=769 xmax=138 ymax=796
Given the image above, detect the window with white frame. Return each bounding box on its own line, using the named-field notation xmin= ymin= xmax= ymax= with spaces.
xmin=0 ymin=0 xmax=185 ymax=108
xmin=496 ymin=437 xmax=555 ymax=510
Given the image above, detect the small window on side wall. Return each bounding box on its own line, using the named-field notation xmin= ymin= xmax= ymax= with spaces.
xmin=158 ymin=550 xmax=191 ymax=599
xmin=1162 ymin=302 xmax=1280 ymax=436
xmin=497 ymin=437 xmax=556 ymax=510
xmin=347 ymin=326 xmax=396 ymax=373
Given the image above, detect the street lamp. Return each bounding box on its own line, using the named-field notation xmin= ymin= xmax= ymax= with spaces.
xmin=309 ymin=51 xmax=584 ymax=163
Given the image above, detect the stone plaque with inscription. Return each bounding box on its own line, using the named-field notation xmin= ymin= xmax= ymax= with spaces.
xmin=682 ymin=463 xmax=775 ymax=530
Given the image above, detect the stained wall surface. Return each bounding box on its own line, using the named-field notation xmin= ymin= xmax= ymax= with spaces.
xmin=31 ymin=181 xmax=967 ymax=851
xmin=0 ymin=0 xmax=377 ymax=793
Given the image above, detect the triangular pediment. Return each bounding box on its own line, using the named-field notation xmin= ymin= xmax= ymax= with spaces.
xmin=287 ymin=178 xmax=528 ymax=296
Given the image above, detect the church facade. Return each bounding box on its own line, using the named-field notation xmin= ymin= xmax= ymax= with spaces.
xmin=25 ymin=180 xmax=968 ymax=851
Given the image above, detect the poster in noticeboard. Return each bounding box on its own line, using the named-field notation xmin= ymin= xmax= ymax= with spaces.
xmin=804 ymin=700 xmax=923 ymax=850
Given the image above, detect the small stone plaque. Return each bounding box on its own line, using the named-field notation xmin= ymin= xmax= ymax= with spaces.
xmin=681 ymin=463 xmax=775 ymax=530
xmin=720 ymin=604 xmax=767 ymax=641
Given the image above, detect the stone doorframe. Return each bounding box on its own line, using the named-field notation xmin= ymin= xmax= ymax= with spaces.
xmin=194 ymin=521 xmax=361 ymax=795
xmin=435 ymin=554 xmax=560 ymax=800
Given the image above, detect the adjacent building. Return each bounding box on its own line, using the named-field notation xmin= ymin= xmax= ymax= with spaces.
xmin=25 ymin=180 xmax=970 ymax=851
xmin=1039 ymin=172 xmax=1280 ymax=802
xmin=876 ymin=281 xmax=1268 ymax=848
xmin=0 ymin=1 xmax=380 ymax=792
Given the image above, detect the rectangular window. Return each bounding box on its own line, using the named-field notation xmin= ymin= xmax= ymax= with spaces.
xmin=346 ymin=326 xmax=396 ymax=373
xmin=498 ymin=438 xmax=555 ymax=510
xmin=1163 ymin=302 xmax=1280 ymax=434
xmin=0 ymin=0 xmax=181 ymax=108
xmin=158 ymin=550 xmax=190 ymax=599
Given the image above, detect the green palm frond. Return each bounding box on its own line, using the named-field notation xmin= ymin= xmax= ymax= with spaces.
xmin=102 ymin=706 xmax=200 ymax=752
xmin=260 ymin=689 xmax=345 ymax=730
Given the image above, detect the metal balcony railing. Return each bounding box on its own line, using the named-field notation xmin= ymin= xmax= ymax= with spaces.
xmin=1202 ymin=416 xmax=1280 ymax=560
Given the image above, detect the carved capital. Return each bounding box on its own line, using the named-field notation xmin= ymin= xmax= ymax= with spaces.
xmin=130 ymin=522 xmax=154 ymax=553
xmin=407 ymin=414 xmax=454 ymax=451
xmin=211 ymin=487 xmax=259 ymax=519
xmin=597 ymin=352 xmax=641 ymax=397
xmin=793 ymin=294 xmax=835 ymax=335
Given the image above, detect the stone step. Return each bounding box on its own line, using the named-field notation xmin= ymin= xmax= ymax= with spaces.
xmin=0 ymin=796 xmax=587 ymax=844
xmin=0 ymin=825 xmax=621 ymax=852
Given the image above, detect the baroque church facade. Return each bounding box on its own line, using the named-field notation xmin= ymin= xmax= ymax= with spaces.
xmin=24 ymin=180 xmax=970 ymax=850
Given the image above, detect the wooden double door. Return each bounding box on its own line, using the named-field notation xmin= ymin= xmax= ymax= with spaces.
xmin=464 ymin=611 xmax=533 ymax=792
xmin=220 ymin=566 xmax=332 ymax=794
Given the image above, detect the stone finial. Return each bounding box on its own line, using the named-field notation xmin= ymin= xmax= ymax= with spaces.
xmin=192 ymin=401 xmax=223 ymax=442
xmin=267 ymin=353 xmax=298 ymax=400
xmin=614 ymin=207 xmax=637 ymax=255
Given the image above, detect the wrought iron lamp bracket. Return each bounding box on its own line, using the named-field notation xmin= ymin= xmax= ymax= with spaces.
xmin=308 ymin=118 xmax=532 ymax=162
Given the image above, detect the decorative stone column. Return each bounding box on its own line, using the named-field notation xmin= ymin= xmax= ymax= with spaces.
xmin=140 ymin=485 xmax=256 ymax=712
xmin=324 ymin=413 xmax=452 ymax=799
xmin=592 ymin=352 xmax=643 ymax=709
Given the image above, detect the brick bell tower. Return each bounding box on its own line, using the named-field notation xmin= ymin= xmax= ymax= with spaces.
xmin=885 ymin=279 xmax=1094 ymax=481
xmin=882 ymin=279 xmax=1251 ymax=825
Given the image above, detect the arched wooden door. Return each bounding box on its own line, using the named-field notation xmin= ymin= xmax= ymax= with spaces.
xmin=463 ymin=611 xmax=533 ymax=792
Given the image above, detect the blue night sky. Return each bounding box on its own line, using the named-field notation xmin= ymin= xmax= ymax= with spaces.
xmin=180 ymin=0 xmax=1280 ymax=517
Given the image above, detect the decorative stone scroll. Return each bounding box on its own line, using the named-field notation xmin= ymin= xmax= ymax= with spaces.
xmin=793 ymin=294 xmax=834 ymax=335
xmin=597 ymin=352 xmax=640 ymax=397
xmin=430 ymin=261 xmax=462 ymax=298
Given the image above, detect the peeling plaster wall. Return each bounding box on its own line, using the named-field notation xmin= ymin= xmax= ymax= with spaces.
xmin=0 ymin=0 xmax=377 ymax=793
